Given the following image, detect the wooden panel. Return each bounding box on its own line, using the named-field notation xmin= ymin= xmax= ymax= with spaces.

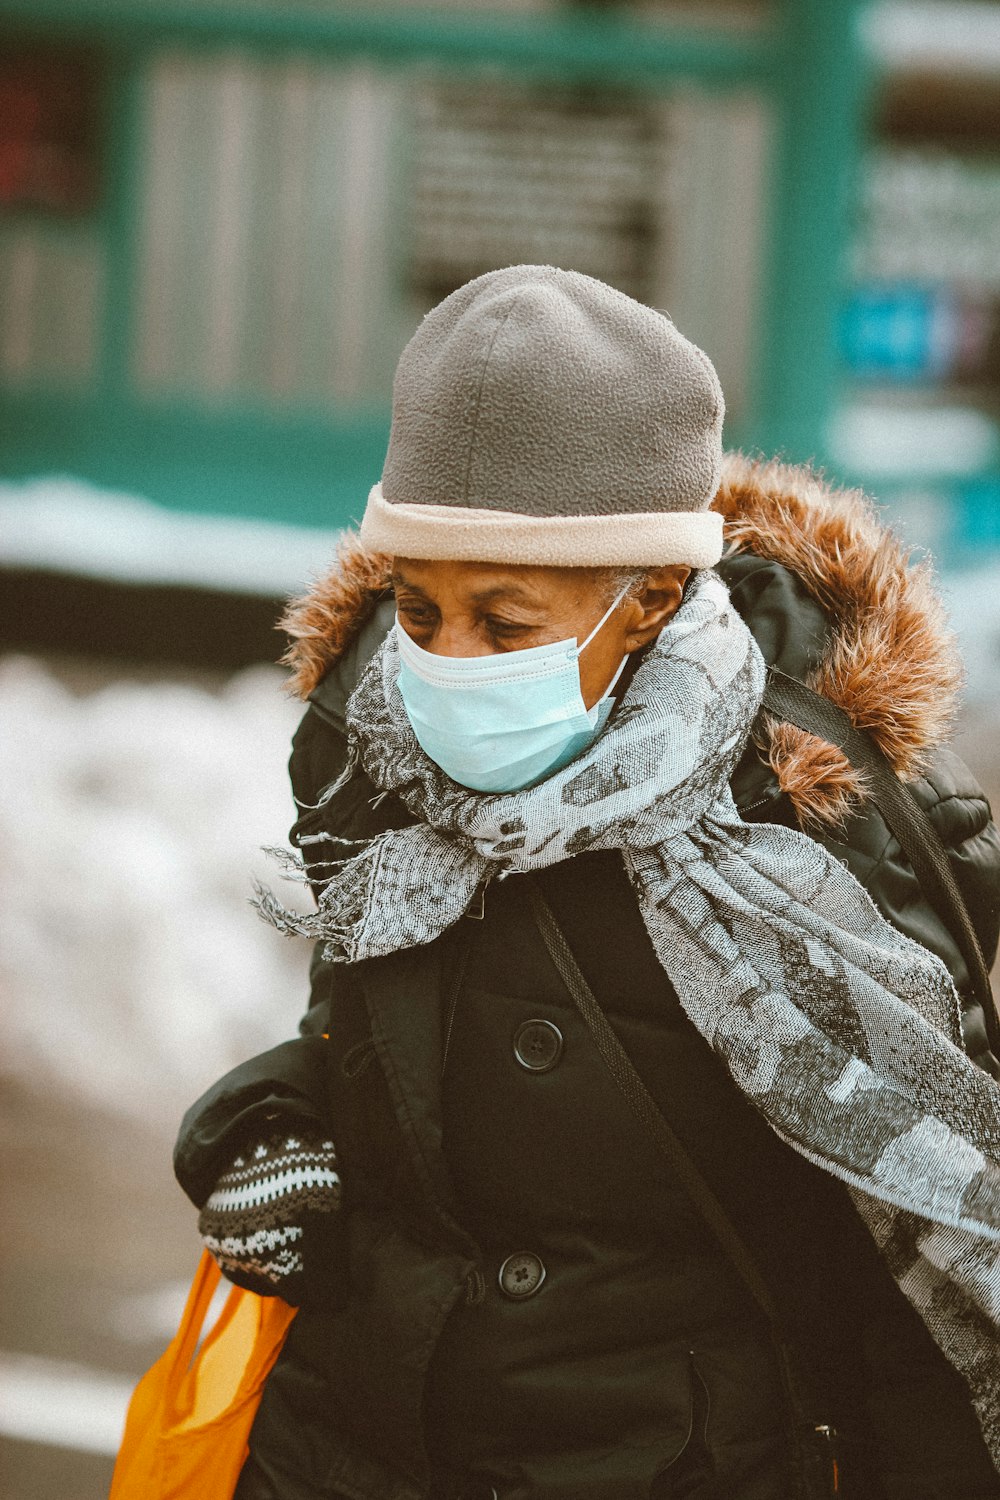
xmin=132 ymin=52 xmax=404 ymax=406
xmin=662 ymin=87 xmax=771 ymax=424
xmin=0 ymin=224 xmax=101 ymax=384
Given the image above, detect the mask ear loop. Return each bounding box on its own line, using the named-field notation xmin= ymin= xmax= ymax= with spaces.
xmin=572 ymin=579 xmax=633 ymax=659
xmin=601 ymin=652 xmax=630 ymax=699
xmin=576 ymin=581 xmax=635 ymax=721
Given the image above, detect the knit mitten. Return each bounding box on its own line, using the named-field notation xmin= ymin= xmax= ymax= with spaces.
xmin=197 ymin=1129 xmax=341 ymax=1303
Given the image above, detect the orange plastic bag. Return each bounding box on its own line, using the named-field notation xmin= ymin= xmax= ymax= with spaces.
xmin=110 ymin=1251 xmax=297 ymax=1499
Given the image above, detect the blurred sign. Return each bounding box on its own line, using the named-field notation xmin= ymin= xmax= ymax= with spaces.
xmin=855 ymin=146 xmax=1000 ymax=295
xmin=841 ymin=284 xmax=1000 ymax=386
xmin=0 ymin=48 xmax=104 ymax=214
xmin=409 ymin=78 xmax=669 ymax=306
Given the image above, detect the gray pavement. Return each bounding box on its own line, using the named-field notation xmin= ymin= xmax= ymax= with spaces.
xmin=0 ymin=1079 xmax=203 ymax=1499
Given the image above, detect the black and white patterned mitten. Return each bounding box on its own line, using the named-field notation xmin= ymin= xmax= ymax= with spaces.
xmin=197 ymin=1129 xmax=341 ymax=1303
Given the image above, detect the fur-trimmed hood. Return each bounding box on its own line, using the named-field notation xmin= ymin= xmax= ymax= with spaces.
xmin=280 ymin=453 xmax=962 ymax=830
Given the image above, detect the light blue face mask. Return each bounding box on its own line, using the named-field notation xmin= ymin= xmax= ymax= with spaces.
xmin=394 ymin=584 xmax=630 ymax=793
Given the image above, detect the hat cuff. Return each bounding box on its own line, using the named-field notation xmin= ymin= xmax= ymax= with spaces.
xmin=359 ymin=484 xmax=724 ymax=568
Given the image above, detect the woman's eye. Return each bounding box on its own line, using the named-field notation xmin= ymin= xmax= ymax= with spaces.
xmin=397 ymin=602 xmax=435 ymax=627
xmin=484 ymin=618 xmax=531 ymax=643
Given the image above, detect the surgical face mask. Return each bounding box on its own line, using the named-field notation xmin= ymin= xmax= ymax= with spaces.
xmin=394 ymin=584 xmax=631 ymax=793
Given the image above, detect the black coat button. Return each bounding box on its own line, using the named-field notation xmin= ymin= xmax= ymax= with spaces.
xmin=513 ymin=1019 xmax=563 ymax=1073
xmin=498 ymin=1252 xmax=546 ymax=1298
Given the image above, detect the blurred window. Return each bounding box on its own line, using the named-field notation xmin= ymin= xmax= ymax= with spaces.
xmin=0 ymin=48 xmax=105 ymax=216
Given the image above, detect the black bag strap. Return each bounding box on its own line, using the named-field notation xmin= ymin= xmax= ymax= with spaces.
xmin=761 ymin=667 xmax=1000 ymax=1062
xmin=525 ymin=880 xmax=837 ymax=1497
xmin=525 ymin=880 xmax=781 ymax=1325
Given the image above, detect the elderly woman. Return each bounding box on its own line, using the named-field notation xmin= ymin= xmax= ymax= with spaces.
xmin=176 ymin=267 xmax=1000 ymax=1500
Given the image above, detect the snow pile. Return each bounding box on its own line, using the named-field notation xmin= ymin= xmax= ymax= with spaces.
xmin=0 ymin=657 xmax=315 ymax=1121
xmin=0 ymin=476 xmax=342 ymax=596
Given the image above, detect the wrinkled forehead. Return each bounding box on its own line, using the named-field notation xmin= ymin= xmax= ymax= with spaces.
xmin=390 ymin=555 xmax=611 ymax=608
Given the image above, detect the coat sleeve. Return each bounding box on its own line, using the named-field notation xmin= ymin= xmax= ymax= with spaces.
xmin=173 ymin=623 xmax=407 ymax=1215
xmin=172 ymin=714 xmax=341 ymax=1210
xmin=172 ymin=704 xmax=365 ymax=1210
xmin=173 ymin=1036 xmax=333 ymax=1209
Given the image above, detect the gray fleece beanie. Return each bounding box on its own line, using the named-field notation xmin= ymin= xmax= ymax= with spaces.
xmin=360 ymin=264 xmax=725 ymax=568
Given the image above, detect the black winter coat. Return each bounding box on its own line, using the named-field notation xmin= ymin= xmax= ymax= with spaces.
xmin=176 ymin=555 xmax=1000 ymax=1500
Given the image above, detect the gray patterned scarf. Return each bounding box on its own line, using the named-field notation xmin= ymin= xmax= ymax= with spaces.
xmin=261 ymin=570 xmax=1000 ymax=1464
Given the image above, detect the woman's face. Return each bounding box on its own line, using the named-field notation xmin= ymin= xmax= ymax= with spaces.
xmin=392 ymin=557 xmax=689 ymax=709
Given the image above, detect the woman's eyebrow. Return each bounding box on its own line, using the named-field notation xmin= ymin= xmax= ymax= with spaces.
xmin=391 ymin=573 xmax=544 ymax=608
xmin=469 ymin=583 xmax=544 ymax=607
xmin=390 ymin=573 xmax=431 ymax=596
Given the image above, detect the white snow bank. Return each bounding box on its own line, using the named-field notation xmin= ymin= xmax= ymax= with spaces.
xmin=0 ymin=656 xmax=315 ymax=1121
xmin=0 ymin=476 xmax=343 ymax=596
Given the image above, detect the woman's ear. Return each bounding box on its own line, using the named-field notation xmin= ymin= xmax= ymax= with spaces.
xmin=624 ymin=567 xmax=691 ymax=650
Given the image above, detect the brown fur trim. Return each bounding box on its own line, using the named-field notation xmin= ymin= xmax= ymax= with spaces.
xmin=715 ymin=452 xmax=962 ymax=829
xmin=280 ymin=533 xmax=391 ymax=699
xmin=758 ymin=717 xmax=868 ymax=832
